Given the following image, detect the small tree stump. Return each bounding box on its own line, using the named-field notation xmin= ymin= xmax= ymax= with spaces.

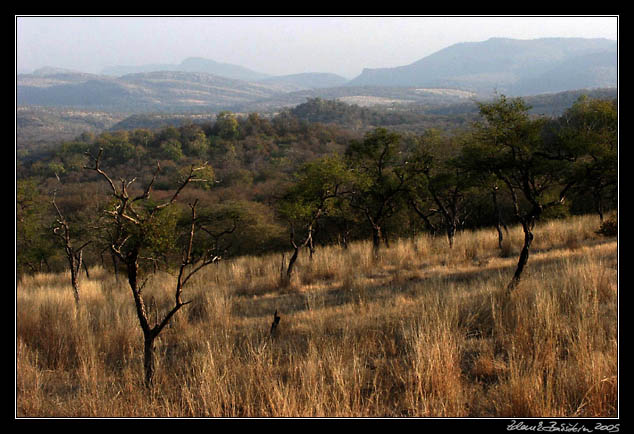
xmin=270 ymin=310 xmax=281 ymax=336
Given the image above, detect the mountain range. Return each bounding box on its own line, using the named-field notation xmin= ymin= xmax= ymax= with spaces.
xmin=347 ymin=37 xmax=617 ymax=93
xmin=17 ymin=37 xmax=617 ymax=113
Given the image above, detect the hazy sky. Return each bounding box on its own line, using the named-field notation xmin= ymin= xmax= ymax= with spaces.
xmin=16 ymin=16 xmax=618 ymax=79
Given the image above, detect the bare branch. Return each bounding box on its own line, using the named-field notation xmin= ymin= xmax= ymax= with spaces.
xmin=84 ymin=149 xmax=214 ymax=387
xmin=199 ymin=220 xmax=237 ymax=240
xmin=155 ymin=164 xmax=208 ymax=211
xmin=132 ymin=162 xmax=161 ymax=203
xmin=151 ymin=300 xmax=192 ymax=337
xmin=85 ymin=148 xmax=118 ymax=196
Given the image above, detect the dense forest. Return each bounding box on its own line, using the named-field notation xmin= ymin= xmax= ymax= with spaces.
xmin=16 ymin=94 xmax=617 ymax=283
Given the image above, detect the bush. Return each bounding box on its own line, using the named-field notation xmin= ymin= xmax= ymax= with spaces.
xmin=597 ymin=214 xmax=618 ymax=237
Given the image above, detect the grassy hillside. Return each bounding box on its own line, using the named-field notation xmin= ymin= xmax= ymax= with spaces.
xmin=16 ymin=214 xmax=617 ymax=417
xmin=17 ymin=71 xmax=285 ymax=112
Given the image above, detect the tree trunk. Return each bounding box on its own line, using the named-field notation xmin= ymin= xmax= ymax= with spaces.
xmin=492 ymin=188 xmax=509 ymax=249
xmin=82 ymin=257 xmax=90 ymax=279
xmin=446 ymin=224 xmax=456 ymax=249
xmin=66 ymin=249 xmax=82 ymax=306
xmin=143 ymin=333 xmax=156 ymax=388
xmin=111 ymin=249 xmax=119 ymax=282
xmin=286 ymin=246 xmax=300 ymax=280
xmin=495 ymin=223 xmax=505 ymax=250
xmin=70 ymin=266 xmax=80 ymax=305
xmin=279 ymin=252 xmax=287 ymax=281
xmin=595 ymin=193 xmax=605 ymax=223
xmin=371 ymin=225 xmax=382 ymax=257
xmin=124 ymin=252 xmax=155 ymax=387
xmin=507 ymin=219 xmax=535 ymax=292
xmin=340 ymin=230 xmax=349 ymax=250
xmin=308 ymin=234 xmax=315 ymax=260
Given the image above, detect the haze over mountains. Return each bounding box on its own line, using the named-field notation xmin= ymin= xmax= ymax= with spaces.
xmin=348 ymin=37 xmax=617 ymax=94
xmin=17 ymin=37 xmax=617 ymax=113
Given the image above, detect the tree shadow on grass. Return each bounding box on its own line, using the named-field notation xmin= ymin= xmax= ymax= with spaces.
xmin=229 ymin=240 xmax=616 ymax=321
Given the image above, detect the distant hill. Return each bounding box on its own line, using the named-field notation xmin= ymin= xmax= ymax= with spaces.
xmin=108 ymin=112 xmax=217 ymax=131
xmin=31 ymin=66 xmax=82 ymax=76
xmin=346 ymin=37 xmax=617 ymax=96
xmin=102 ymin=58 xmax=348 ymax=91
xmin=16 ymin=106 xmax=127 ymax=150
xmin=17 ymin=38 xmax=618 ymax=113
xmin=257 ymin=72 xmax=349 ymax=91
xmin=17 ymin=69 xmax=350 ymax=112
xmin=17 ymin=70 xmax=286 ymax=112
xmin=102 ymin=56 xmax=272 ymax=82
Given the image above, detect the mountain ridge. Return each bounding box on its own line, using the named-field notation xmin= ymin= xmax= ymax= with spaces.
xmin=346 ymin=37 xmax=617 ymax=95
xmin=101 ymin=56 xmax=273 ymax=82
xmin=17 ymin=37 xmax=618 ymax=112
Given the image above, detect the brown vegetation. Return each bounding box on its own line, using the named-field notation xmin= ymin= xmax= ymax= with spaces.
xmin=16 ymin=214 xmax=617 ymax=417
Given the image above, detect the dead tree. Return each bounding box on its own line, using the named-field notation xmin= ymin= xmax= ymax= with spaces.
xmin=86 ymin=148 xmax=214 ymax=387
xmin=285 ymin=218 xmax=317 ymax=282
xmin=51 ymin=192 xmax=91 ymax=306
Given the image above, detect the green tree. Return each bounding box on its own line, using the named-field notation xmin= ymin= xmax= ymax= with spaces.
xmin=94 ymin=131 xmax=137 ymax=166
xmin=240 ymin=112 xmax=274 ymax=137
xmin=460 ymin=95 xmax=581 ymax=291
xmin=159 ymin=138 xmax=184 ymax=161
xmin=213 ymin=111 xmax=239 ymax=140
xmin=345 ymin=128 xmax=409 ymax=256
xmin=130 ymin=129 xmax=154 ymax=168
xmin=180 ymin=124 xmax=210 ymax=158
xmin=277 ymin=154 xmax=353 ymax=280
xmin=559 ymin=96 xmax=617 ymax=221
xmin=17 ymin=178 xmax=56 ymax=275
xmin=195 ymin=200 xmax=286 ymax=258
xmin=407 ymin=129 xmax=477 ymax=248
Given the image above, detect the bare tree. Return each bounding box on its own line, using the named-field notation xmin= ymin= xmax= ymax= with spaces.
xmin=86 ymin=148 xmax=215 ymax=387
xmin=51 ymin=191 xmax=91 ymax=306
xmin=285 ymin=215 xmax=318 ymax=282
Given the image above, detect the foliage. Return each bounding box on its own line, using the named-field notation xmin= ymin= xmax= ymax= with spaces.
xmin=277 ymin=154 xmax=352 ymax=224
xmin=559 ymin=96 xmax=618 ymax=218
xmin=345 ymin=128 xmax=411 ymax=250
xmin=16 ymin=95 xmax=617 ymax=276
xmin=195 ymin=200 xmax=286 ymax=257
xmin=16 ymin=178 xmax=57 ymax=275
xmin=462 ymin=95 xmax=579 ymax=217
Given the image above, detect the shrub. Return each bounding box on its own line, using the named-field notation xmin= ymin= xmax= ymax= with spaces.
xmin=597 ymin=214 xmax=618 ymax=237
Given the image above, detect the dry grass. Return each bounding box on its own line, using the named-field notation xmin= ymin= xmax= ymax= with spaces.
xmin=16 ymin=214 xmax=618 ymax=418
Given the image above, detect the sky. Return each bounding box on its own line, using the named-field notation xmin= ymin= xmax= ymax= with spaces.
xmin=15 ymin=16 xmax=619 ymax=79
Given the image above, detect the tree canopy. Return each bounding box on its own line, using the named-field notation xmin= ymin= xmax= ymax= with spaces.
xmin=16 ymin=95 xmax=617 ymax=280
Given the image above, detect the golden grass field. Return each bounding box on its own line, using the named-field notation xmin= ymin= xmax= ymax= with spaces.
xmin=16 ymin=214 xmax=618 ymax=418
